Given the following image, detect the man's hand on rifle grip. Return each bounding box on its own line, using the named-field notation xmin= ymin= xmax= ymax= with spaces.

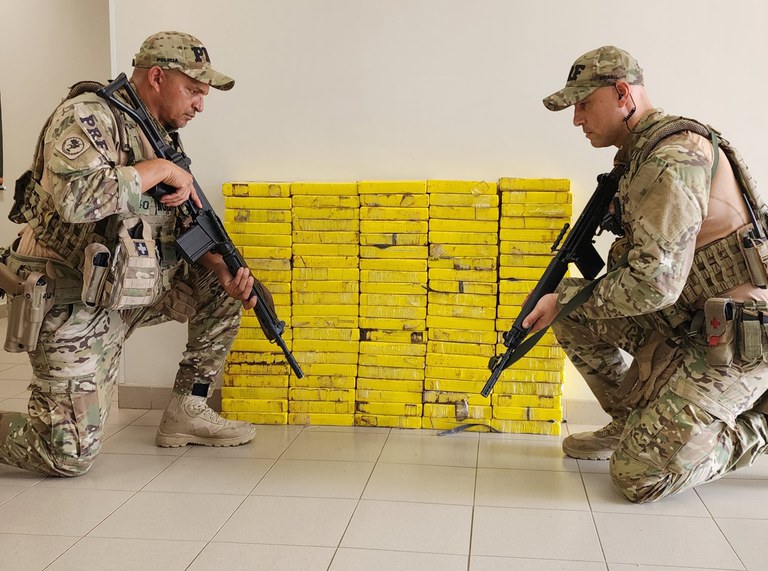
xmin=134 ymin=159 xmax=202 ymax=208
xmin=522 ymin=293 xmax=559 ymax=333
xmin=222 ymin=266 xmax=258 ymax=310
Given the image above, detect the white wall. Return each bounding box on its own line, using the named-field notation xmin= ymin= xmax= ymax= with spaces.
xmin=4 ymin=0 xmax=767 ymax=405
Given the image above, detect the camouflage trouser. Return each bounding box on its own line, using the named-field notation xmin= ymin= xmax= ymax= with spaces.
xmin=554 ymin=278 xmax=768 ymax=503
xmin=0 ymin=264 xmax=241 ymax=477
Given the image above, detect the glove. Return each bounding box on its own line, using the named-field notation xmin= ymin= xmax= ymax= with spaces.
xmin=155 ymin=281 xmax=197 ymax=323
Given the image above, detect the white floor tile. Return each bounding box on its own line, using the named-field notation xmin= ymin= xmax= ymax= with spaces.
xmin=471 ymin=556 xmax=609 ymax=571
xmin=282 ymin=428 xmax=388 ymax=462
xmin=696 ymin=477 xmax=768 ymax=518
xmin=183 ymin=425 xmax=302 ymax=459
xmin=475 ymin=467 xmax=590 ymax=511
xmin=214 ymin=495 xmax=357 ymax=547
xmin=100 ymin=425 xmax=189 ymax=456
xmin=189 ymin=542 xmax=335 ymax=571
xmin=0 ymin=533 xmax=79 ymax=571
xmin=0 ymin=485 xmax=28 ymax=505
xmin=594 ymin=512 xmax=743 ymax=569
xmin=0 ymin=487 xmax=132 ymax=536
xmin=142 ymin=456 xmax=273 ymax=495
xmin=716 ymin=517 xmax=768 ymax=571
xmin=331 ymin=547 xmax=468 ymax=570
xmin=47 ymin=537 xmax=205 ymax=571
xmin=363 ymin=462 xmax=475 ymax=504
xmin=582 ymin=472 xmax=710 ymax=517
xmin=36 ymin=453 xmax=176 ymax=491
xmin=478 ymin=437 xmax=579 ymax=471
xmin=471 ymin=506 xmax=603 ymax=561
xmin=341 ymin=499 xmax=472 ymax=555
xmin=378 ymin=430 xmax=478 ymax=466
xmin=108 ymin=406 xmax=151 ymax=427
xmin=129 ymin=408 xmax=165 ymax=426
xmin=89 ymin=490 xmax=244 ymax=541
xmin=0 ymin=463 xmax=46 ymax=486
xmin=723 ymin=453 xmax=768 ymax=479
xmin=251 ymin=458 xmax=374 ymax=499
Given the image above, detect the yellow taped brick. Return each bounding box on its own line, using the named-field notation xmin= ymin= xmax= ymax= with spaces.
xmin=221 ymin=386 xmax=288 ymax=399
xmin=223 ymin=399 xmax=288 ymax=413
xmin=427 ymin=180 xmax=497 ymax=195
xmin=292 ymin=351 xmax=358 ymax=365
xmin=489 ymin=419 xmax=561 ymax=435
xmin=429 ymin=193 xmax=499 ymax=208
xmin=293 ymin=328 xmax=360 ymax=341
xmin=499 ymin=254 xmax=552 ymax=269
xmin=223 ymin=182 xmax=291 ymax=197
xmin=492 ymin=406 xmax=562 ymax=422
xmin=429 ymin=231 xmax=498 ymax=245
xmin=290 ymin=376 xmax=356 ymax=389
xmin=359 ymin=246 xmax=429 ymax=260
xmin=428 ymin=269 xmax=497 ymax=283
xmin=292 ymin=268 xmax=359 ymax=281
xmin=360 ymin=220 xmax=428 ymax=234
xmin=500 ymin=217 xmax=568 ymax=230
xmin=428 ymin=292 xmax=496 ymax=308
xmin=358 ymin=181 xmax=427 ymax=194
xmin=425 ymin=366 xmax=487 ymax=382
xmin=423 ymin=403 xmax=491 ymax=420
xmin=299 ymin=363 xmax=358 ymax=377
xmin=222 ymin=197 xmax=292 ymax=211
xmin=292 ymin=231 xmax=359 ymax=244
xmin=427 ymin=340 xmax=495 ymax=357
xmin=293 ymin=280 xmax=359 ymax=294
xmin=232 ymin=340 xmax=295 ymax=353
xmin=292 ymin=195 xmax=360 ymax=208
xmin=429 ymin=246 xmax=500 ymax=261
xmin=499 ymin=178 xmax=570 ymax=191
xmin=294 ymin=256 xmax=359 ymax=269
xmin=228 ymin=351 xmax=294 ymax=365
xmin=222 ymin=378 xmax=289 ymax=391
xmin=428 ymin=258 xmax=497 ymax=271
xmin=292 ymin=339 xmax=359 ymax=353
xmin=424 ymin=378 xmax=484 ymax=393
xmin=224 ymin=368 xmax=289 ymax=381
xmin=423 ymin=391 xmax=491 ymax=406
xmin=493 ymin=381 xmax=562 ymax=396
xmin=357 ymin=365 xmax=424 ymax=381
xmin=225 ymin=222 xmax=292 ymax=235
xmin=288 ymin=388 xmax=355 ymax=402
xmin=503 ymin=191 xmax=572 ymax=205
xmin=498 ymin=279 xmax=538 ymax=293
xmin=360 ymin=233 xmax=428 ymax=246
xmin=356 ymin=378 xmax=424 ymax=392
xmin=356 ymin=389 xmax=423 ymax=403
xmin=358 ymin=317 xmax=426 ymax=331
xmin=493 ymin=394 xmax=561 ymax=408
xmin=294 ymin=218 xmax=359 ymax=232
xmin=359 ymin=341 xmax=427 ymax=356
xmin=358 ymin=354 xmax=425 ymax=369
xmin=229 ymin=234 xmax=292 ymax=248
xmin=356 ymin=402 xmax=422 ymax=416
xmin=355 ymin=414 xmax=422 ymax=429
xmin=428 ymin=328 xmax=496 ymax=344
xmin=360 ymin=306 xmax=427 ymax=319
xmin=359 ymin=329 xmax=426 ymax=344
xmin=360 ymin=293 xmax=426 ymax=308
xmin=289 ymin=401 xmax=356 ymax=414
xmin=289 ymin=413 xmax=355 ymax=426
xmin=360 ymin=282 xmax=428 ymax=295
xmin=360 ymin=258 xmax=427 ymax=272
xmin=292 ymin=304 xmax=359 ymax=317
xmin=224 ymin=210 xmax=292 ymax=224
xmin=427 ymin=304 xmax=496 ymax=321
xmin=242 ymin=269 xmax=292 ymax=282
xmin=494 ymin=345 xmax=565 ymax=360
xmin=222 ymin=412 xmax=287 ymax=425
xmin=495 ymin=326 xmax=559 ymax=346
xmin=241 ymin=246 xmax=292 ymax=260
xmin=293 ymin=244 xmax=360 ymax=257
xmin=360 ymin=194 xmax=430 ymax=208
xmin=292 ymin=315 xmax=359 ymax=329
xmin=243 ymin=259 xmax=292 ymax=272
xmin=240 ymin=316 xmax=293 ymax=332
xmin=502 ymin=203 xmax=572 ymax=218
xmin=421 ymin=418 xmax=495 ymax=431
xmin=360 ymin=206 xmax=429 ymax=221
xmin=500 ymin=241 xmax=557 ymax=255
xmin=360 ymin=270 xmax=428 ymax=283
xmin=426 ymin=353 xmax=489 ymax=370
xmin=499 ymin=229 xmax=562 ymax=242
xmin=292 ymin=292 xmax=359 ymax=306
xmin=500 ymin=369 xmax=564 ymax=383
xmin=428 ymin=219 xmax=499 ymax=234
xmin=498 ymin=267 xmax=545 ymax=282
xmin=293 ymin=206 xmax=359 ymax=220
xmin=429 ymin=206 xmax=499 ymax=221
xmin=290 ymin=182 xmax=358 ymax=195
xmin=426 ymin=315 xmax=495 ymax=332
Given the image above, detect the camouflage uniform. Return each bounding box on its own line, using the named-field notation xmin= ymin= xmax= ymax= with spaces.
xmin=544 ymin=46 xmax=768 ymax=502
xmin=0 ymin=32 xmax=244 ymax=477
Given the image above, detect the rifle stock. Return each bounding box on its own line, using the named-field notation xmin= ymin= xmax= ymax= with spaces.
xmin=97 ymin=74 xmax=304 ymax=378
xmin=481 ymin=165 xmax=624 ymax=397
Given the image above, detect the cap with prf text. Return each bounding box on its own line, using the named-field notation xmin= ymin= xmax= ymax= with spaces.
xmin=542 ymin=46 xmax=643 ymax=111
xmin=133 ymin=31 xmax=235 ymax=91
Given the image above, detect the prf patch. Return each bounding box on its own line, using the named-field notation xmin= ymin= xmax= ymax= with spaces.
xmin=57 ymin=135 xmax=88 ymax=159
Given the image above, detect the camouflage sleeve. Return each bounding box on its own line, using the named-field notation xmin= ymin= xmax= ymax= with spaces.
xmin=42 ymin=98 xmax=143 ymax=223
xmin=557 ymin=134 xmax=710 ymax=319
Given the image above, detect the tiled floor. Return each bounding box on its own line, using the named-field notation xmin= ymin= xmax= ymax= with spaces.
xmin=1 ymin=345 xmax=768 ymax=569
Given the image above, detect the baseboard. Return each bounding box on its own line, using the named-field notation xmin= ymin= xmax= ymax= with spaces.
xmin=118 ymin=385 xmax=222 ymax=412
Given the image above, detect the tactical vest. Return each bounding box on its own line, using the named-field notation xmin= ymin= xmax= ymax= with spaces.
xmin=9 ymin=81 xmax=179 ymax=274
xmin=626 ymin=115 xmax=768 ymax=321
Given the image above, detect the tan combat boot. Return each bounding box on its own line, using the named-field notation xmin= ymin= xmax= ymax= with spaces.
xmin=562 ymin=418 xmax=624 ymax=460
xmin=156 ymin=392 xmax=256 ymax=448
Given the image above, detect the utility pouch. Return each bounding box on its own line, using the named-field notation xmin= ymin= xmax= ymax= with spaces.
xmin=738 ymin=301 xmax=768 ymax=361
xmin=5 ymin=271 xmax=54 ymax=353
xmin=97 ymin=218 xmax=162 ymax=310
xmin=81 ymin=243 xmax=111 ymax=306
xmin=704 ymin=298 xmax=736 ymax=367
xmin=738 ymin=225 xmax=768 ymax=289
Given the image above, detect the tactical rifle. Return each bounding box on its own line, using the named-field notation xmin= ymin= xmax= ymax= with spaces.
xmin=481 ymin=164 xmax=625 ymax=397
xmin=96 ymin=73 xmax=304 ymax=378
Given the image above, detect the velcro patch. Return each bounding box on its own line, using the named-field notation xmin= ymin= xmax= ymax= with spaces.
xmin=57 ymin=135 xmax=88 ymax=159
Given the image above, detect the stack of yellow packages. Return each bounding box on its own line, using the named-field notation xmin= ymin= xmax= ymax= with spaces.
xmin=423 ymin=180 xmax=500 ymax=430
xmin=356 ymin=181 xmax=429 ymax=428
xmin=289 ymin=182 xmax=361 ymax=426
xmin=221 ymin=182 xmax=294 ymax=424
xmin=494 ymin=178 xmax=570 ymax=435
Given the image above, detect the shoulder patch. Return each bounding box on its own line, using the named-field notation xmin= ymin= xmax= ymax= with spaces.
xmin=57 ymin=134 xmax=89 ymax=159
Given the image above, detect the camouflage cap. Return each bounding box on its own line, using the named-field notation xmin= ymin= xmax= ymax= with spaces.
xmin=133 ymin=31 xmax=235 ymax=91
xmin=543 ymin=46 xmax=643 ymax=111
